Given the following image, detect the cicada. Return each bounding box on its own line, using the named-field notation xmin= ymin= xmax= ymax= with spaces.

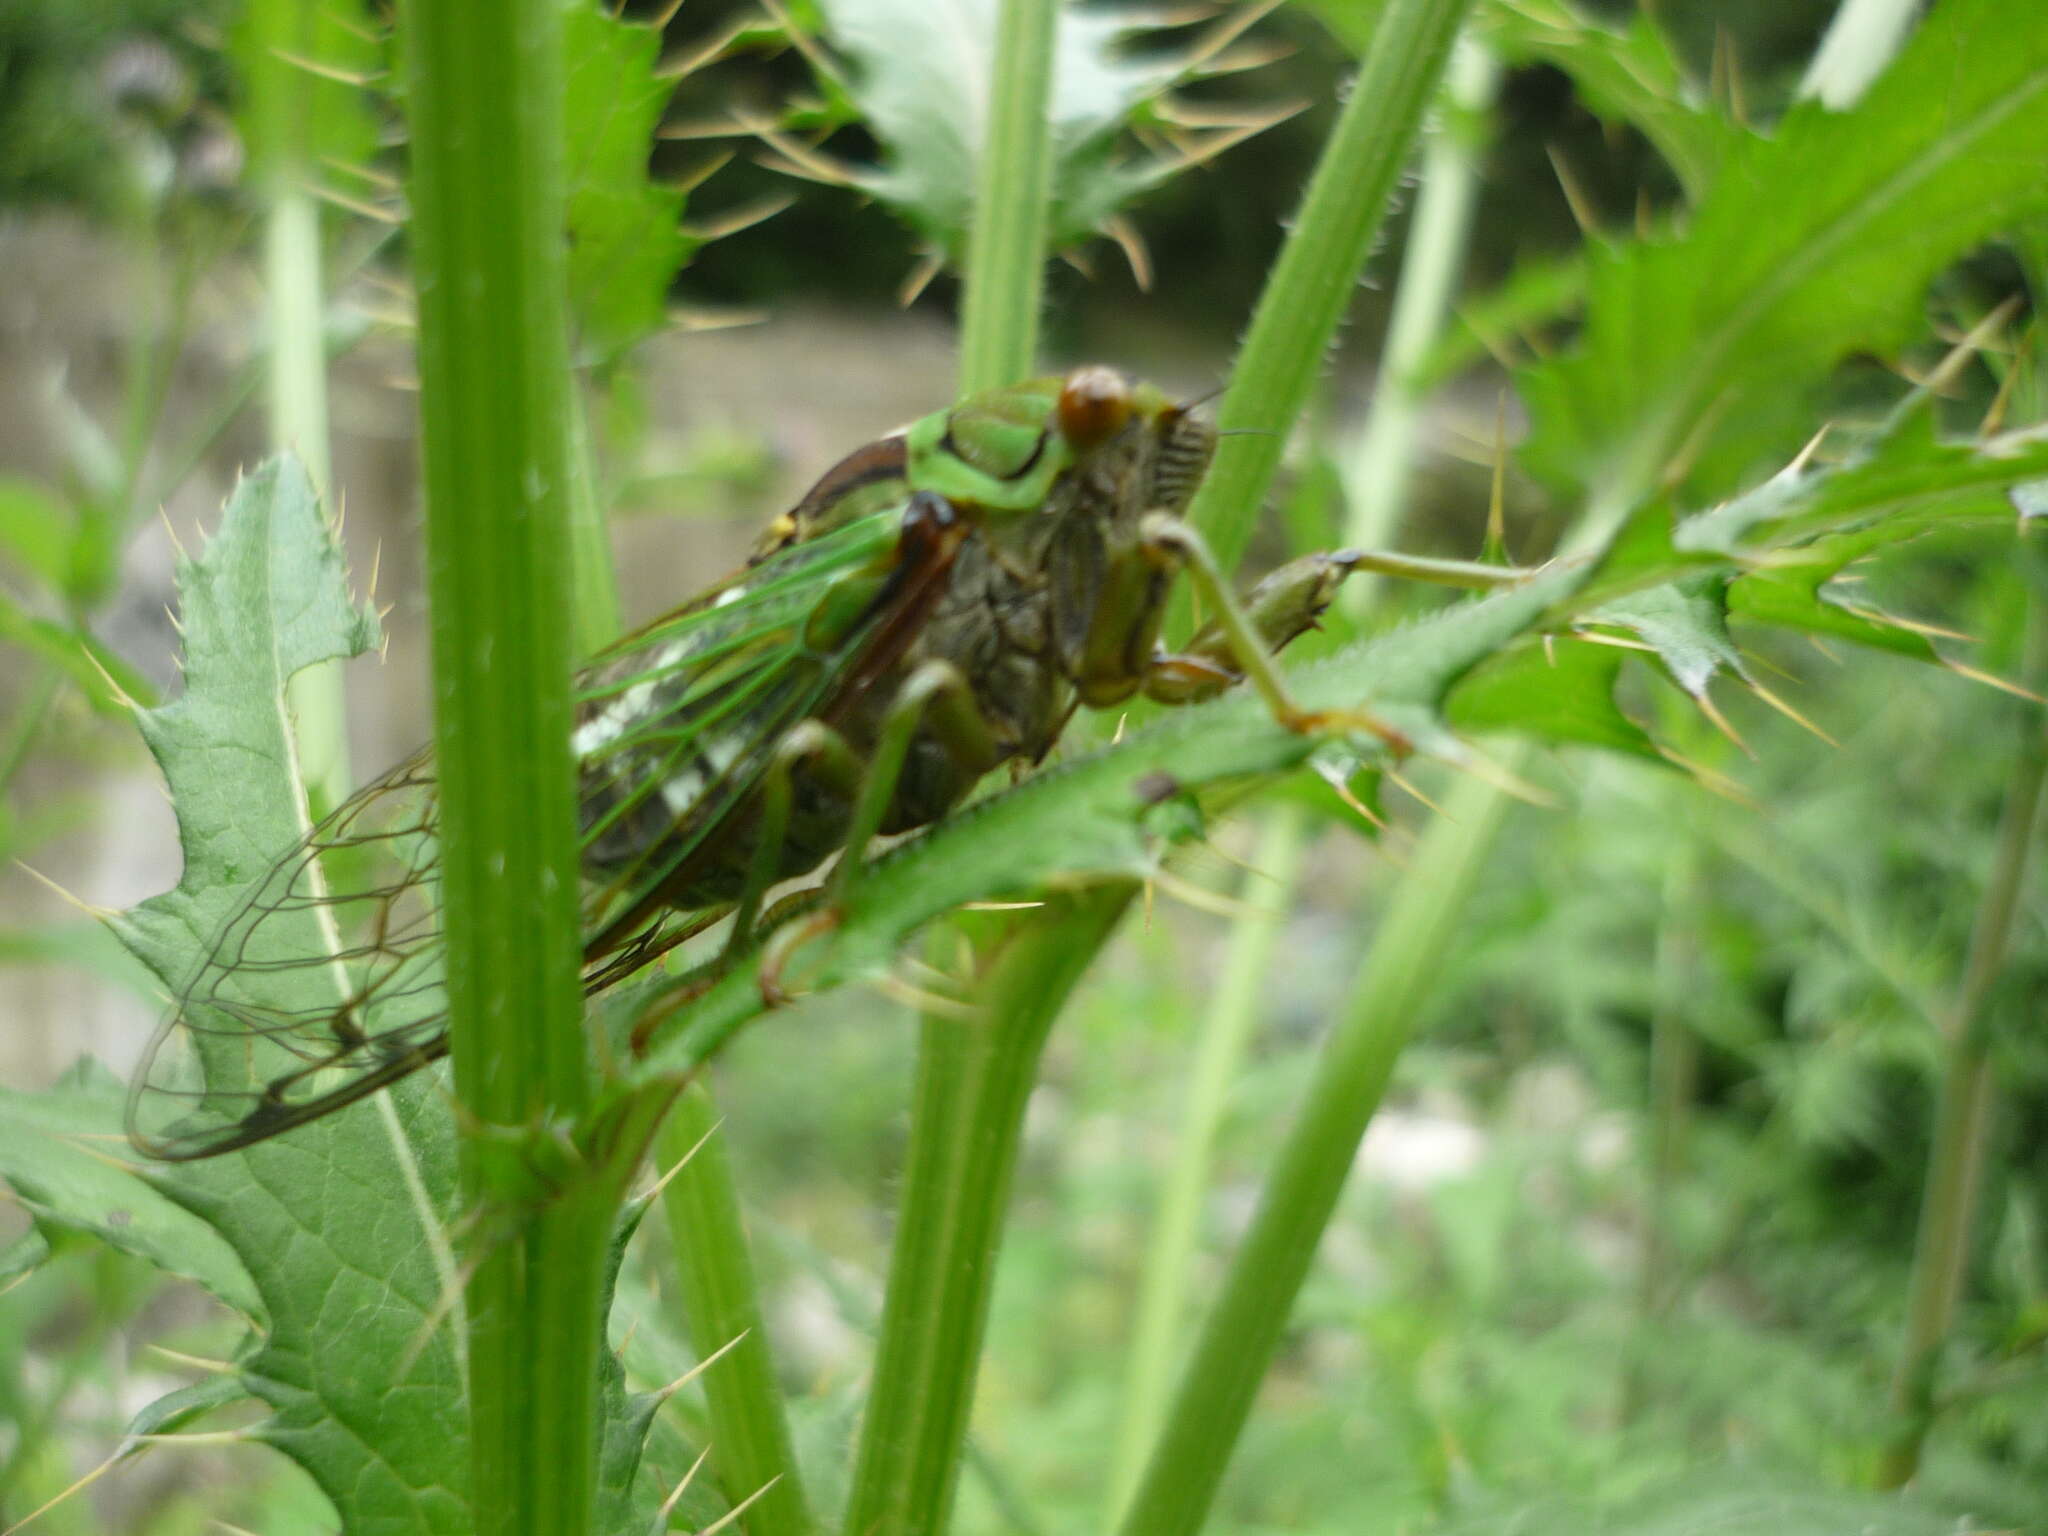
xmin=127 ymin=367 xmax=1364 ymax=1160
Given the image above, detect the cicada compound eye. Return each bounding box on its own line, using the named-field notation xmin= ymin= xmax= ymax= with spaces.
xmin=1057 ymin=365 xmax=1133 ymax=450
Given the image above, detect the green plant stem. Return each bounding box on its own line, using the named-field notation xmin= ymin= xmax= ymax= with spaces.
xmin=1880 ymin=588 xmax=2048 ymax=1488
xmin=657 ymin=1086 xmax=813 ymax=1536
xmin=956 ymin=0 xmax=1058 ymax=394
xmin=271 ymin=178 xmax=351 ymax=819
xmin=1186 ymin=0 xmax=1475 ymax=575
xmin=836 ymin=4 xmax=1065 ymax=1529
xmin=841 ymin=889 xmax=1130 ymax=1536
xmin=1106 ymin=805 xmax=1308 ymax=1523
xmin=238 ymin=0 xmax=376 ymax=819
xmin=1342 ymin=36 xmax=1499 ymax=613
xmin=398 ymin=0 xmax=593 ymax=1530
xmin=1118 ymin=761 xmax=1518 ymax=1536
xmin=842 ymin=9 xmax=1468 ymax=1525
xmin=1110 ymin=46 xmax=1499 ymax=1464
xmin=1620 ymin=833 xmax=1701 ymax=1424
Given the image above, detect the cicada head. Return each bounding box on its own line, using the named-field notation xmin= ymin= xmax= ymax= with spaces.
xmin=903 ymin=366 xmax=1216 ymax=530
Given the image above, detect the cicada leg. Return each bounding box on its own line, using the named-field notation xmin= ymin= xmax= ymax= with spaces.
xmin=728 ymin=720 xmax=863 ymax=953
xmin=1137 ymin=515 xmax=1410 ymax=755
xmin=1146 ymin=547 xmax=1363 ymax=702
xmin=757 ymin=659 xmax=999 ymax=1003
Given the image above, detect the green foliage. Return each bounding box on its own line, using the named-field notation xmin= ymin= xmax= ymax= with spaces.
xmin=104 ymin=461 xmax=378 ymax=998
xmin=99 ymin=462 xmax=472 ymax=1533
xmin=0 ymin=1062 xmax=256 ymax=1316
xmin=777 ymin=0 xmax=1289 ymax=268
xmin=0 ymin=0 xmax=232 ymax=213
xmin=64 ymin=460 xmax=689 ymax=1533
xmin=564 ymin=3 xmax=692 ymax=364
xmin=1435 ymin=1476 xmax=1973 ymax=1535
xmin=1517 ymin=0 xmax=2048 ymax=515
xmin=1478 ymin=0 xmax=1730 ymax=199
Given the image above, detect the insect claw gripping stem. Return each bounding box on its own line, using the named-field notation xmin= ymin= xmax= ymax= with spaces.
xmin=1140 ymin=516 xmax=1412 ymax=756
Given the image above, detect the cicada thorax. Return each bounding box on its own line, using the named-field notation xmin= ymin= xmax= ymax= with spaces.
xmin=839 ymin=366 xmax=1220 ymax=836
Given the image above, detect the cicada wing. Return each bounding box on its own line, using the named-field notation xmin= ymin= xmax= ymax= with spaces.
xmin=570 ymin=497 xmax=964 ymax=953
xmin=126 ymin=497 xmax=962 ymax=1160
xmin=126 ymin=750 xmax=452 ymax=1160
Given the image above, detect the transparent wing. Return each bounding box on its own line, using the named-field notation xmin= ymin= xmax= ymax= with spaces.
xmin=125 ymin=749 xmax=449 ymax=1158
xmin=128 ymin=502 xmax=957 ymax=1159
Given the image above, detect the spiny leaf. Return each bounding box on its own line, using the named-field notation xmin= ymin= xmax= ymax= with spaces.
xmin=1559 ymin=429 xmax=2048 ymax=736
xmin=106 ymin=458 xmax=379 ymax=993
xmin=798 ymin=0 xmax=1277 ymax=264
xmin=1447 ymin=635 xmax=1660 ymax=759
xmin=97 ymin=460 xmax=471 ymax=1536
xmin=1517 ymin=0 xmax=2048 ymax=513
xmin=0 ymin=1061 xmax=259 ymax=1319
xmin=1679 ymin=424 xmax=2048 ymax=557
xmin=1479 ymin=0 xmax=1732 ymax=199
xmin=1594 ymin=575 xmax=1744 ymax=699
xmin=565 ymin=1 xmax=691 ymax=364
xmin=86 ymin=460 xmax=674 ymax=1533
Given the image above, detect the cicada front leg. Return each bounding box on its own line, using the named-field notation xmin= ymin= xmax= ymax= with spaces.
xmin=756 ymin=658 xmax=1003 ymax=1003
xmin=1136 ymin=515 xmax=1411 ymax=755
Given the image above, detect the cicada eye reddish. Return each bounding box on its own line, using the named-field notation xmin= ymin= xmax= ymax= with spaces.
xmin=1056 ymin=366 xmax=1133 ymax=451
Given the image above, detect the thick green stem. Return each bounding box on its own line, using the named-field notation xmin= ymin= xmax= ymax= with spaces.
xmin=1879 ymin=589 xmax=2048 ymax=1487
xmin=399 ymin=0 xmax=593 ymax=1529
xmin=840 ymin=7 xmax=1471 ymax=1528
xmin=841 ymin=889 xmax=1130 ymax=1536
xmin=836 ymin=3 xmax=1065 ymax=1529
xmin=1106 ymin=806 xmax=1309 ymax=1522
xmin=1186 ymin=0 xmax=1476 ymax=575
xmin=1111 ymin=49 xmax=1498 ymax=1477
xmin=956 ymin=0 xmax=1058 ymax=393
xmin=1119 ymin=761 xmax=1518 ymax=1536
xmin=657 ymin=1086 xmax=814 ymax=1535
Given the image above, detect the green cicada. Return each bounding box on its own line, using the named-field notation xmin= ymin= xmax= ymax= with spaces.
xmin=127 ymin=367 xmax=1365 ymax=1160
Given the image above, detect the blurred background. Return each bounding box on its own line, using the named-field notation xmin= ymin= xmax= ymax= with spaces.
xmin=3 ymin=0 xmax=2045 ymax=1531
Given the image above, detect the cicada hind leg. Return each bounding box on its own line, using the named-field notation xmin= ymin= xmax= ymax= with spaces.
xmin=127 ymin=751 xmax=455 ymax=1160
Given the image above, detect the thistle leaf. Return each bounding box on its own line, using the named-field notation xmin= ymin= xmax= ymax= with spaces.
xmin=84 ymin=461 xmax=670 ymax=1533
xmin=799 ymin=0 xmax=1275 ymax=263
xmin=1517 ymin=0 xmax=2048 ymax=510
xmin=565 ymin=1 xmax=691 ymax=363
